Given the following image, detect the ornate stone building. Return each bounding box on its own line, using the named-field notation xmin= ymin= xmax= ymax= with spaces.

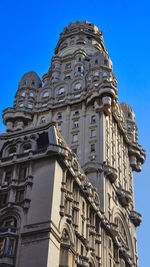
xmin=0 ymin=21 xmax=145 ymax=267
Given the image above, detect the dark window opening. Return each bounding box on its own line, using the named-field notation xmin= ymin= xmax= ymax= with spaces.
xmin=78 ymin=67 xmax=81 ymax=72
xmin=95 ymin=59 xmax=98 ymax=64
xmin=19 ymin=166 xmax=27 ymax=180
xmin=32 ymin=81 xmax=35 ymax=85
xmin=0 ymin=193 xmax=8 ymax=207
xmin=15 ymin=190 xmax=24 ymax=202
xmin=104 ymin=59 xmax=108 ymax=65
xmin=37 ymin=132 xmax=49 ymax=149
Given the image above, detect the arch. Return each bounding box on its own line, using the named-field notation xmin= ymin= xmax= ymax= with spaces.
xmin=112 ymin=207 xmax=134 ymax=261
xmin=59 ymin=219 xmax=75 ymax=246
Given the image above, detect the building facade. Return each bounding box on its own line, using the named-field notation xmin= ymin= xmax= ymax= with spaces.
xmin=0 ymin=21 xmax=145 ymax=267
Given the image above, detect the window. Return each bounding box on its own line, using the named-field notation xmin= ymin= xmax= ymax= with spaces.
xmin=57 ymin=112 xmax=62 ymax=119
xmin=78 ymin=57 xmax=82 ymax=62
xmin=0 ymin=193 xmax=8 ymax=207
xmin=87 ymin=36 xmax=92 ymax=43
xmin=9 ymin=146 xmax=16 ymax=155
xmin=41 ymin=117 xmax=46 ymax=123
xmin=91 ymin=144 xmax=95 ymax=152
xmin=43 ymin=91 xmax=49 ymax=98
xmin=19 ymin=103 xmax=23 ymax=107
xmin=74 ymin=83 xmax=81 ymax=90
xmin=58 ymin=87 xmax=65 ymax=95
xmin=94 ymin=71 xmax=99 ymax=76
xmin=74 ymin=110 xmax=79 ymax=115
xmin=91 ymin=129 xmax=96 ymax=137
xmin=103 ymin=71 xmax=107 ymax=77
xmin=91 ymin=115 xmax=96 ymax=123
xmin=52 ymin=64 xmax=55 ymax=70
xmin=42 ymin=103 xmax=47 ymax=107
xmin=7 ymin=239 xmax=14 ymax=256
xmin=31 ymin=81 xmax=35 ymax=85
xmin=29 ymin=92 xmax=34 ymax=97
xmin=19 ymin=166 xmax=27 ymax=180
xmin=15 ymin=189 xmax=24 ymax=202
xmin=74 ymin=94 xmax=81 ymax=98
xmin=72 ymin=134 xmax=78 ymax=142
xmin=78 ymin=67 xmax=81 ymax=72
xmin=21 ymin=92 xmax=25 ymax=97
xmin=65 ymin=63 xmax=71 ymax=69
xmin=128 ymin=112 xmax=131 ymax=118
xmin=4 ymin=170 xmax=12 ymax=183
xmin=104 ymin=59 xmax=108 ymax=65
xmin=28 ymin=103 xmax=33 ymax=109
xmin=58 ymin=123 xmax=61 ymax=131
xmin=23 ymin=81 xmax=26 ymax=85
xmin=23 ymin=143 xmax=31 ymax=152
xmin=95 ymin=59 xmax=98 ymax=64
xmin=73 ymin=120 xmax=79 ymax=128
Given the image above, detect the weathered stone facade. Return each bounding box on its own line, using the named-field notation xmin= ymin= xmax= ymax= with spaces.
xmin=0 ymin=21 xmax=145 ymax=267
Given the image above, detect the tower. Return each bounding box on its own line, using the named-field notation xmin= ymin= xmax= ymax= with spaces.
xmin=0 ymin=21 xmax=145 ymax=267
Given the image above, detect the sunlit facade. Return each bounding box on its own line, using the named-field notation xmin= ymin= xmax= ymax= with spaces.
xmin=0 ymin=21 xmax=145 ymax=267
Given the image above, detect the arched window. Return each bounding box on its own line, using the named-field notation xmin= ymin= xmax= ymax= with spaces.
xmin=27 ymin=103 xmax=33 ymax=109
xmin=58 ymin=87 xmax=65 ymax=95
xmin=59 ymin=229 xmax=74 ymax=267
xmin=41 ymin=117 xmax=46 ymax=123
xmin=23 ymin=143 xmax=31 ymax=152
xmin=29 ymin=92 xmax=34 ymax=97
xmin=21 ymin=92 xmax=25 ymax=97
xmin=74 ymin=83 xmax=81 ymax=90
xmin=8 ymin=146 xmax=16 ymax=156
xmin=43 ymin=91 xmax=49 ymax=98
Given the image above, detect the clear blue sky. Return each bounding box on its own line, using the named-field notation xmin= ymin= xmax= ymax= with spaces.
xmin=0 ymin=0 xmax=150 ymax=266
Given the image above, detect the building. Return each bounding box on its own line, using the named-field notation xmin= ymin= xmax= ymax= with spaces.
xmin=0 ymin=21 xmax=145 ymax=267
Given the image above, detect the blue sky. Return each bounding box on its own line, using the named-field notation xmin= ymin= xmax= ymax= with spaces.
xmin=0 ymin=0 xmax=150 ymax=265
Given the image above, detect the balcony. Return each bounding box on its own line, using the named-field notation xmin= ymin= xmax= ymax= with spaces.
xmin=130 ymin=210 xmax=142 ymax=227
xmin=116 ymin=187 xmax=132 ymax=207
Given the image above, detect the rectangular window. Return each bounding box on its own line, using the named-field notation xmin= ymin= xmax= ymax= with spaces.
xmin=4 ymin=170 xmax=12 ymax=183
xmin=57 ymin=112 xmax=62 ymax=119
xmin=15 ymin=190 xmax=24 ymax=202
xmin=73 ymin=120 xmax=79 ymax=128
xmin=91 ymin=115 xmax=96 ymax=123
xmin=58 ymin=123 xmax=61 ymax=131
xmin=91 ymin=129 xmax=96 ymax=137
xmin=72 ymin=134 xmax=78 ymax=142
xmin=0 ymin=193 xmax=8 ymax=207
xmin=7 ymin=239 xmax=14 ymax=256
xmin=91 ymin=144 xmax=95 ymax=152
xmin=19 ymin=166 xmax=27 ymax=181
xmin=74 ymin=110 xmax=79 ymax=115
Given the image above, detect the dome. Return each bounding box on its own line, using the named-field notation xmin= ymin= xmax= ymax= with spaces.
xmin=120 ymin=103 xmax=135 ymax=122
xmin=18 ymin=71 xmax=42 ymax=89
xmin=55 ymin=20 xmax=107 ymax=56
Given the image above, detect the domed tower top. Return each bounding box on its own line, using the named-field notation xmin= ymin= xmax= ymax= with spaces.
xmin=55 ymin=21 xmax=107 ymax=56
xmin=18 ymin=71 xmax=42 ymax=90
xmin=120 ymin=103 xmax=135 ymax=122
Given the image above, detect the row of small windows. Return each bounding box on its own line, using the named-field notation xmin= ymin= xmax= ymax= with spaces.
xmin=19 ymin=103 xmax=33 ymax=109
xmin=21 ymin=92 xmax=34 ymax=97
